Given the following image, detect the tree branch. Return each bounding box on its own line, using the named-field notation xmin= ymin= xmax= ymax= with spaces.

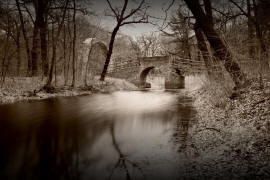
xmin=106 ymin=0 xmax=120 ymax=21
xmin=123 ymin=0 xmax=146 ymax=21
xmin=228 ymin=0 xmax=257 ymax=25
xmin=228 ymin=0 xmax=249 ymax=18
xmin=21 ymin=1 xmax=35 ymax=24
xmin=119 ymin=0 xmax=128 ymax=19
xmin=120 ymin=18 xmax=148 ymax=26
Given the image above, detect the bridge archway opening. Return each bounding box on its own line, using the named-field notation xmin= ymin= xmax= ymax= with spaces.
xmin=174 ymin=68 xmax=182 ymax=76
xmin=140 ymin=66 xmax=155 ymax=84
xmin=139 ymin=66 xmax=165 ymax=89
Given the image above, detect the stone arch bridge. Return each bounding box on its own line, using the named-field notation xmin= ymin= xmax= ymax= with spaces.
xmin=107 ymin=56 xmax=206 ymax=89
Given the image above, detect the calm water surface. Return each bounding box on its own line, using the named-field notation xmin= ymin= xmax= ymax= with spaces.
xmin=0 ymin=90 xmax=197 ymax=180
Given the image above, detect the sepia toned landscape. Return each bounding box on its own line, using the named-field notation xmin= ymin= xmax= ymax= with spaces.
xmin=0 ymin=0 xmax=270 ymax=179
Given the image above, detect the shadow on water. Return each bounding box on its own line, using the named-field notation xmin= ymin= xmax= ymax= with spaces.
xmin=0 ymin=90 xmax=197 ymax=180
xmin=172 ymin=97 xmax=197 ymax=153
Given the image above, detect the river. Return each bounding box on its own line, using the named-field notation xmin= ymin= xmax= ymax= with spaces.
xmin=0 ymin=90 xmax=197 ymax=180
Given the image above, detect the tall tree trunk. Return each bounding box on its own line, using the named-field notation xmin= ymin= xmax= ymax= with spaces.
xmin=71 ymin=0 xmax=76 ymax=87
xmin=254 ymin=22 xmax=269 ymax=72
xmin=40 ymin=17 xmax=49 ymax=77
xmin=1 ymin=32 xmax=11 ymax=84
xmin=31 ymin=20 xmax=39 ymax=76
xmin=100 ymin=25 xmax=120 ymax=81
xmin=184 ymin=0 xmax=246 ymax=88
xmin=45 ymin=0 xmax=69 ymax=89
xmin=15 ymin=0 xmax=31 ymax=76
xmin=16 ymin=30 xmax=21 ymax=76
xmin=65 ymin=13 xmax=72 ymax=86
xmin=247 ymin=0 xmax=255 ymax=58
xmin=54 ymin=52 xmax=57 ymax=87
xmin=1 ymin=31 xmax=15 ymax=86
xmin=48 ymin=24 xmax=56 ymax=89
xmin=63 ymin=25 xmax=67 ymax=85
xmin=252 ymin=0 xmax=269 ymax=72
xmin=65 ymin=40 xmax=72 ymax=85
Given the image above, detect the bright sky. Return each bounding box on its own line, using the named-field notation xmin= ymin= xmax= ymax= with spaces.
xmin=91 ymin=0 xmax=178 ymax=37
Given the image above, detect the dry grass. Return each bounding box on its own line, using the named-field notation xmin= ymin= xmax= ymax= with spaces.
xmin=181 ymin=76 xmax=270 ymax=179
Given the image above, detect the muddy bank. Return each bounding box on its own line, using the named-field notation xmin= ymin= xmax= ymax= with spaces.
xmin=179 ymin=78 xmax=270 ymax=179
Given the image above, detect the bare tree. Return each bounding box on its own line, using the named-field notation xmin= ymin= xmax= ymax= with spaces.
xmin=228 ymin=0 xmax=269 ymax=72
xmin=100 ymin=0 xmax=149 ymax=81
xmin=0 ymin=7 xmax=16 ymax=85
xmin=168 ymin=8 xmax=192 ymax=59
xmin=137 ymin=33 xmax=160 ymax=57
xmin=71 ymin=0 xmax=76 ymax=87
xmin=44 ymin=0 xmax=69 ymax=90
xmin=183 ymin=0 xmax=246 ymax=88
xmin=64 ymin=11 xmax=73 ymax=86
xmin=193 ymin=0 xmax=218 ymax=76
xmin=10 ymin=18 xmax=22 ymax=76
xmin=39 ymin=0 xmax=51 ymax=77
xmin=31 ymin=16 xmax=39 ymax=76
xmin=15 ymin=0 xmax=32 ymax=76
xmin=194 ymin=22 xmax=213 ymax=74
xmin=246 ymin=0 xmax=255 ymax=57
xmin=128 ymin=37 xmax=142 ymax=58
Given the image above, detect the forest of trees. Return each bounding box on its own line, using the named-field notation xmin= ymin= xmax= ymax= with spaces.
xmin=0 ymin=0 xmax=101 ymax=89
xmin=0 ymin=0 xmax=269 ymax=91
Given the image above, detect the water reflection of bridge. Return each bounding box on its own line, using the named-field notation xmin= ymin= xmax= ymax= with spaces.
xmin=108 ymin=56 xmax=206 ymax=89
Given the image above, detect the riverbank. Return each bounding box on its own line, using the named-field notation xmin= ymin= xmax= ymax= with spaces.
xmin=182 ymin=77 xmax=270 ymax=179
xmin=0 ymin=76 xmax=137 ymax=104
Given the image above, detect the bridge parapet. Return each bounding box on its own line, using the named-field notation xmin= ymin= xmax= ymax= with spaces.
xmin=171 ymin=56 xmax=207 ymax=75
xmin=107 ymin=55 xmax=207 ymax=89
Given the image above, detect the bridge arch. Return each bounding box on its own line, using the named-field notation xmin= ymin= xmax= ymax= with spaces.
xmin=174 ymin=68 xmax=182 ymax=76
xmin=139 ymin=66 xmax=155 ymax=87
xmin=108 ymin=56 xmax=186 ymax=89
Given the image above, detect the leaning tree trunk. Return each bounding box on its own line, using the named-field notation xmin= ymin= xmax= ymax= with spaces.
xmin=100 ymin=25 xmax=120 ymax=81
xmin=203 ymin=0 xmax=214 ymax=27
xmin=184 ymin=0 xmax=246 ymax=88
xmin=194 ymin=22 xmax=213 ymax=75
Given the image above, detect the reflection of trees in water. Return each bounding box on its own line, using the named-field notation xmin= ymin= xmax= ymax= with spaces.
xmin=0 ymin=99 xmax=109 ymax=180
xmin=0 ymin=94 xmax=199 ymax=179
xmin=172 ymin=97 xmax=197 ymax=153
xmin=34 ymin=100 xmax=81 ymax=180
xmin=16 ymin=100 xmax=86 ymax=180
xmin=108 ymin=123 xmax=144 ymax=180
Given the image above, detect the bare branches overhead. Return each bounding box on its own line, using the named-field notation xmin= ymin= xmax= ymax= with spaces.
xmin=105 ymin=0 xmax=149 ymax=27
xmin=100 ymin=0 xmax=150 ymax=81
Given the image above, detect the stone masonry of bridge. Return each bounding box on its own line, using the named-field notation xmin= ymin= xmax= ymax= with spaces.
xmin=107 ymin=56 xmax=186 ymax=89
